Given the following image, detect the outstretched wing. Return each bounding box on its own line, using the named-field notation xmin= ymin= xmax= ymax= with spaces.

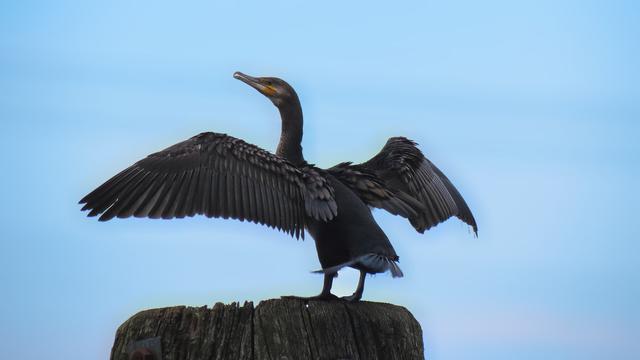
xmin=79 ymin=132 xmax=337 ymax=238
xmin=327 ymin=163 xmax=424 ymax=219
xmin=335 ymin=137 xmax=477 ymax=234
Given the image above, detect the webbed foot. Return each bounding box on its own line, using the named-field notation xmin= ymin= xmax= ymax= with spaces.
xmin=341 ymin=293 xmax=362 ymax=302
xmin=281 ymin=293 xmax=339 ymax=301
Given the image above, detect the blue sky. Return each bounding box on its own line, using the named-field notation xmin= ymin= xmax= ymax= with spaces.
xmin=1 ymin=1 xmax=639 ymax=359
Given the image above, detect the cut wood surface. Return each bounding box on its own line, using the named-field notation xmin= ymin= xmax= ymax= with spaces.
xmin=111 ymin=298 xmax=424 ymax=360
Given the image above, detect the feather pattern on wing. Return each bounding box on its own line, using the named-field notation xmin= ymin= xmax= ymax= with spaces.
xmin=327 ymin=163 xmax=424 ymax=219
xmin=333 ymin=137 xmax=477 ymax=234
xmin=79 ymin=132 xmax=337 ymax=238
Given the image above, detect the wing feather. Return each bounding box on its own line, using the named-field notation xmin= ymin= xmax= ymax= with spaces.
xmin=361 ymin=137 xmax=477 ymax=234
xmin=148 ymin=172 xmax=177 ymax=219
xmin=332 ymin=137 xmax=477 ymax=235
xmin=80 ymin=132 xmax=337 ymax=238
xmin=134 ymin=174 xmax=167 ymax=218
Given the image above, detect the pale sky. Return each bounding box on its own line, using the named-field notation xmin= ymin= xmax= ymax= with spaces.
xmin=1 ymin=1 xmax=639 ymax=359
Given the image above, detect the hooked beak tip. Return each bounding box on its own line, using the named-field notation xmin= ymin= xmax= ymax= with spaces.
xmin=234 ymin=71 xmax=267 ymax=94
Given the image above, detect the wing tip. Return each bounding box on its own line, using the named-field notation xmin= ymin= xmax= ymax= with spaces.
xmin=458 ymin=214 xmax=478 ymax=237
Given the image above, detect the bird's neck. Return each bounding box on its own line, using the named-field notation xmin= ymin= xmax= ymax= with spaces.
xmin=276 ymin=102 xmax=305 ymax=166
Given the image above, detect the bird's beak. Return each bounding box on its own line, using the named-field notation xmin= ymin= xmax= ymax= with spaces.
xmin=233 ymin=71 xmax=277 ymax=97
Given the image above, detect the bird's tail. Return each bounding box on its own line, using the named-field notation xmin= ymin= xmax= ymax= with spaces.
xmin=312 ymin=253 xmax=404 ymax=278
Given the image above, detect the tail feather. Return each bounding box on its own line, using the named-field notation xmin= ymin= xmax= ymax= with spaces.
xmin=312 ymin=253 xmax=403 ymax=278
xmin=387 ymin=259 xmax=404 ymax=278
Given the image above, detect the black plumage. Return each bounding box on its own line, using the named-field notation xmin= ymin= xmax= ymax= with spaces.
xmin=80 ymin=72 xmax=477 ymax=301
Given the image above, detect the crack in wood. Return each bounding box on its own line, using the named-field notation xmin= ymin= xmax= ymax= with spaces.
xmin=343 ymin=302 xmax=362 ymax=360
xmin=110 ymin=299 xmax=424 ymax=360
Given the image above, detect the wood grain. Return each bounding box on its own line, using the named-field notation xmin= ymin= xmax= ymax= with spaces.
xmin=111 ymin=299 xmax=424 ymax=360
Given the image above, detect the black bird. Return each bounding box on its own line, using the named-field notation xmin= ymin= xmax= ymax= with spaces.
xmin=79 ymin=72 xmax=477 ymax=301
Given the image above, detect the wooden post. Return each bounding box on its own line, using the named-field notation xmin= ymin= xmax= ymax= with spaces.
xmin=111 ymin=298 xmax=424 ymax=360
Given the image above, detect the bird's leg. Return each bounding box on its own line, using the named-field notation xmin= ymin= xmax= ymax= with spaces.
xmin=315 ymin=272 xmax=338 ymax=299
xmin=281 ymin=272 xmax=338 ymax=301
xmin=342 ymin=270 xmax=366 ymax=302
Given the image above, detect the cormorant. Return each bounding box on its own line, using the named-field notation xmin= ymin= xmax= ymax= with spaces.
xmin=79 ymin=72 xmax=477 ymax=301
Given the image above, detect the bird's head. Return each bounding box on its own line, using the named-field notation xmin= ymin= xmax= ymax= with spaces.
xmin=233 ymin=71 xmax=299 ymax=109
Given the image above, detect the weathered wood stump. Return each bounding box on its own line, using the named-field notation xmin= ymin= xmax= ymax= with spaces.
xmin=111 ymin=298 xmax=424 ymax=360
